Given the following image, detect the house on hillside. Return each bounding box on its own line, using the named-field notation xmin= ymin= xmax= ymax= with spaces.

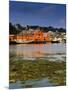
xmin=9 ymin=28 xmax=51 ymax=43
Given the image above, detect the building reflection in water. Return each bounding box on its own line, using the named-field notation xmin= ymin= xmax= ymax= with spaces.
xmin=10 ymin=43 xmax=66 ymax=59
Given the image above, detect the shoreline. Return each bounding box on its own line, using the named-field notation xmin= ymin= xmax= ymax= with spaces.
xmin=9 ymin=41 xmax=66 ymax=45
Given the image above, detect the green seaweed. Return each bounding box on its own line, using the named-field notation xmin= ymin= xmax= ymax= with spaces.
xmin=9 ymin=56 xmax=66 ymax=86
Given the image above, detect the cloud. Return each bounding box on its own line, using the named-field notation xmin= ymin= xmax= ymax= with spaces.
xmin=39 ymin=5 xmax=57 ymax=14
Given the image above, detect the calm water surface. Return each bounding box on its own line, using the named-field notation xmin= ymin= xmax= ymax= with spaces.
xmin=9 ymin=78 xmax=55 ymax=89
xmin=10 ymin=43 xmax=66 ymax=61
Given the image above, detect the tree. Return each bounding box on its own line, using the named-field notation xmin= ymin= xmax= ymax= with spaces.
xmin=9 ymin=22 xmax=19 ymax=34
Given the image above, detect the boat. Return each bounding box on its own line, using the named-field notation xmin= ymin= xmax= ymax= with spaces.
xmin=51 ymin=41 xmax=60 ymax=43
xmin=29 ymin=40 xmax=46 ymax=44
xmin=51 ymin=37 xmax=61 ymax=43
xmin=10 ymin=40 xmax=46 ymax=44
xmin=12 ymin=40 xmax=34 ymax=44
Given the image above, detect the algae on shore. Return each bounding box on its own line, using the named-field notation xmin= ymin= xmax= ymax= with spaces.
xmin=9 ymin=58 xmax=66 ymax=86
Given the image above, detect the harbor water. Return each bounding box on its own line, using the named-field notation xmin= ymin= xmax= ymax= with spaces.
xmin=9 ymin=43 xmax=66 ymax=89
xmin=9 ymin=43 xmax=66 ymax=61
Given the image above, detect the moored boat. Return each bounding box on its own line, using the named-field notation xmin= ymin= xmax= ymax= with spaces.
xmin=29 ymin=40 xmax=46 ymax=44
xmin=12 ymin=40 xmax=34 ymax=44
xmin=51 ymin=41 xmax=60 ymax=43
xmin=51 ymin=37 xmax=61 ymax=43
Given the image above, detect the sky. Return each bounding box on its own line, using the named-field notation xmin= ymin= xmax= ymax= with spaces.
xmin=9 ymin=1 xmax=66 ymax=28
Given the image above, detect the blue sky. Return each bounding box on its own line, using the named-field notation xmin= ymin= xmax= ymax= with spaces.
xmin=9 ymin=1 xmax=66 ymax=28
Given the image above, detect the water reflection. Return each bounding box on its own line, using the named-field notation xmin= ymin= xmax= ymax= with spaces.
xmin=9 ymin=43 xmax=66 ymax=89
xmin=10 ymin=43 xmax=66 ymax=61
xmin=9 ymin=78 xmax=54 ymax=89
